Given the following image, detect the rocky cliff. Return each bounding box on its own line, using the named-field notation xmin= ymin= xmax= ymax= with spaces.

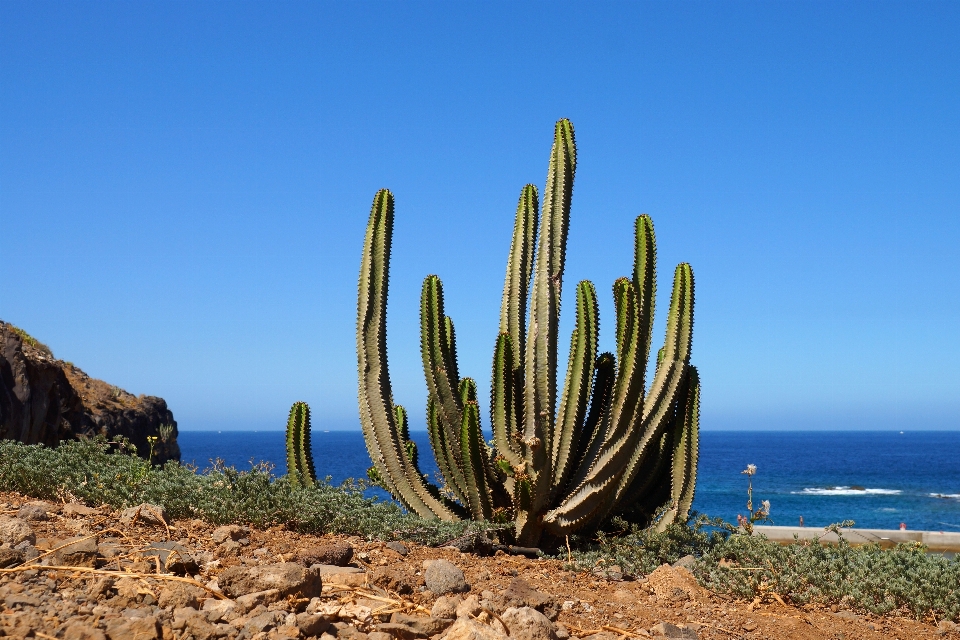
xmin=0 ymin=321 xmax=180 ymax=464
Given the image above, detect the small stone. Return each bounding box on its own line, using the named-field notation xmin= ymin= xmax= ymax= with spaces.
xmin=386 ymin=541 xmax=409 ymax=555
xmin=218 ymin=562 xmax=323 ymax=599
xmin=296 ymin=541 xmax=354 ymax=567
xmin=297 ymin=612 xmax=332 ymax=636
xmin=369 ymin=633 xmax=394 ymax=640
xmin=938 ymin=620 xmax=959 ymax=635
xmin=236 ymin=588 xmax=282 ymax=613
xmin=119 ymin=503 xmax=168 ymax=526
xmin=0 ymin=547 xmax=25 ymax=568
xmin=442 ymin=616 xmax=507 ymax=640
xmin=17 ymin=503 xmax=50 ymax=521
xmin=63 ymin=502 xmax=100 ymax=516
xmin=243 ymin=609 xmax=286 ymax=635
xmin=390 ymin=613 xmax=454 ymax=636
xmin=672 ymin=555 xmax=696 ymax=570
xmin=104 ymin=615 xmax=160 ymax=640
xmin=202 ymin=597 xmax=238 ymax=622
xmin=142 ymin=541 xmax=199 ymax=575
xmin=211 ymin=524 xmax=247 ymax=544
xmin=0 ymin=516 xmax=36 ymax=546
xmin=432 ymin=594 xmax=463 ymax=619
xmin=54 ymin=536 xmax=100 ymax=567
xmin=741 ymin=621 xmax=758 ymax=632
xmin=555 ymin=624 xmax=570 ymax=640
xmin=501 ymin=578 xmax=560 ymax=621
xmin=157 ymin=582 xmax=205 ymax=609
xmin=375 ymin=622 xmax=426 ymax=639
xmin=501 ymin=607 xmax=557 ymax=640
xmin=424 ymin=559 xmax=468 ymax=595
xmin=370 ymin=565 xmax=418 ymax=595
xmin=62 ymin=621 xmax=108 ymax=640
xmin=456 ymin=595 xmax=483 ymax=619
xmin=215 ymin=539 xmax=243 ymax=558
xmin=650 ymin=622 xmax=698 ymax=639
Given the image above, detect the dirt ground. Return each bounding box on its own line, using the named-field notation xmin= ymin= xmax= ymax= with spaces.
xmin=0 ymin=491 xmax=955 ymax=640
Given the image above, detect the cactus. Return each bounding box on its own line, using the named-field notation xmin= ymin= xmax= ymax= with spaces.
xmin=285 ymin=401 xmax=317 ymax=488
xmin=355 ymin=119 xmax=700 ymax=544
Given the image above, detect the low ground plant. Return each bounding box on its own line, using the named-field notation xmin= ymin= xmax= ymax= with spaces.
xmin=0 ymin=438 xmax=483 ymax=545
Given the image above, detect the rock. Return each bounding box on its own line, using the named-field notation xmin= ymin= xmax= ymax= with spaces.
xmin=369 ymin=633 xmax=393 ymax=640
xmin=672 ymin=555 xmax=696 ymax=570
xmin=54 ymin=536 xmax=100 ymax=567
xmin=650 ymin=622 xmax=698 ymax=639
xmin=119 ymin=503 xmax=168 ymax=526
xmin=89 ymin=576 xmax=116 ymax=598
xmin=236 ymin=588 xmax=282 ymax=613
xmin=0 ymin=546 xmax=25 ymax=568
xmin=104 ymin=615 xmax=161 ymax=640
xmin=386 ymin=541 xmax=409 ymax=556
xmin=157 ymin=583 xmax=205 ymax=609
xmin=202 ymin=597 xmax=238 ymax=623
xmin=938 ymin=620 xmax=959 ymax=635
xmin=0 ymin=321 xmax=181 ymax=463
xmin=442 ymin=616 xmax=507 ymax=640
xmin=0 ymin=516 xmax=36 ymax=546
xmin=314 ymin=563 xmax=366 ymax=585
xmin=424 ymin=559 xmax=468 ymax=595
xmin=62 ymin=621 xmax=108 ymax=640
xmin=370 ymin=565 xmax=418 ymax=595
xmin=432 ymin=594 xmax=463 ymax=619
xmin=500 ymin=607 xmax=556 ymax=640
xmin=456 ymin=595 xmax=483 ymax=619
xmin=646 ymin=565 xmax=708 ymax=603
xmin=554 ymin=623 xmax=570 ymax=640
xmin=375 ymin=622 xmax=426 ymax=639
xmin=175 ymin=608 xmax=227 ymax=640
xmin=242 ymin=609 xmax=286 ymax=635
xmin=63 ymin=502 xmax=100 ymax=516
xmin=211 ymin=524 xmax=247 ymax=544
xmin=296 ymin=541 xmax=354 ymax=567
xmin=390 ymin=613 xmax=454 ymax=636
xmin=17 ymin=503 xmax=49 ymax=521
xmin=581 ymin=633 xmax=619 ymax=640
xmin=218 ymin=562 xmax=323 ymax=599
xmin=335 ymin=623 xmax=371 ymax=640
xmin=497 ymin=578 xmax=560 ymax=621
xmin=297 ymin=612 xmax=332 ymax=636
xmin=142 ymin=540 xmax=198 ymax=575
xmin=215 ymin=539 xmax=243 ymax=558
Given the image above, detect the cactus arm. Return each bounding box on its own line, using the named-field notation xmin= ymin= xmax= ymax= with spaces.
xmin=518 ymin=119 xmax=577 ymax=544
xmin=356 ymin=189 xmax=458 ymax=520
xmin=551 ymin=280 xmax=599 ymax=496
xmin=296 ymin=402 xmax=317 ymax=487
xmin=673 ymin=366 xmax=700 ymax=521
xmin=491 ymin=333 xmax=523 ymax=467
xmin=460 ymin=400 xmax=494 ymax=520
xmin=285 ymin=402 xmax=305 ymax=488
xmin=562 ymin=352 xmax=615 ymax=496
xmin=420 ymin=276 xmax=474 ymax=503
xmin=633 ymin=215 xmax=657 ymax=388
xmin=499 ymin=184 xmax=539 ymax=360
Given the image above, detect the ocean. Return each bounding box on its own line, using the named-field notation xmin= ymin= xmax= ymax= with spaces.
xmin=177 ymin=430 xmax=960 ymax=532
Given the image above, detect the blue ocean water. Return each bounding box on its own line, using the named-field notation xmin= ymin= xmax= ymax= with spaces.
xmin=177 ymin=430 xmax=960 ymax=532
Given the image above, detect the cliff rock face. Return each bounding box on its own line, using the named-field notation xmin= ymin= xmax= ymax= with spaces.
xmin=0 ymin=321 xmax=180 ymax=464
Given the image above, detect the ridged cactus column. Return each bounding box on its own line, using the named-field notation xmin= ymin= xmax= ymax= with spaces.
xmin=285 ymin=401 xmax=317 ymax=488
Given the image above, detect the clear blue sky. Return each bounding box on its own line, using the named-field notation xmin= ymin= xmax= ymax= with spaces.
xmin=2 ymin=2 xmax=958 ymax=431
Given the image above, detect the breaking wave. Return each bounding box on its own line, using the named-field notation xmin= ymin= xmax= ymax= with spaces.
xmin=930 ymin=493 xmax=960 ymax=500
xmin=793 ymin=486 xmax=902 ymax=496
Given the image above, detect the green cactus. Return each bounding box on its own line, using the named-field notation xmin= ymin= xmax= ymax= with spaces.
xmin=355 ymin=119 xmax=700 ymax=544
xmin=285 ymin=401 xmax=317 ymax=488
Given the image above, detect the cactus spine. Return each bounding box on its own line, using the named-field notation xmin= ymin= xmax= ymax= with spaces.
xmin=285 ymin=401 xmax=316 ymax=488
xmin=355 ymin=120 xmax=700 ymax=543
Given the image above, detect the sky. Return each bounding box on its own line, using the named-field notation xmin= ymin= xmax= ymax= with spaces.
xmin=2 ymin=2 xmax=958 ymax=432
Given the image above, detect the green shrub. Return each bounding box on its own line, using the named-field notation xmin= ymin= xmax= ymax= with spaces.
xmin=696 ymin=530 xmax=960 ymax=622
xmin=0 ymin=438 xmax=486 ymax=545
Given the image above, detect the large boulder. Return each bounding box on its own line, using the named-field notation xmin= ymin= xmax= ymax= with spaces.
xmin=0 ymin=321 xmax=180 ymax=463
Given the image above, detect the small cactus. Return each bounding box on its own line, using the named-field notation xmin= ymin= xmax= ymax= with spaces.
xmin=285 ymin=401 xmax=317 ymax=488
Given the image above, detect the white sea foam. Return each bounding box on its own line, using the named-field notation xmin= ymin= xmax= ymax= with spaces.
xmin=793 ymin=487 xmax=902 ymax=496
xmin=929 ymin=493 xmax=960 ymax=500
